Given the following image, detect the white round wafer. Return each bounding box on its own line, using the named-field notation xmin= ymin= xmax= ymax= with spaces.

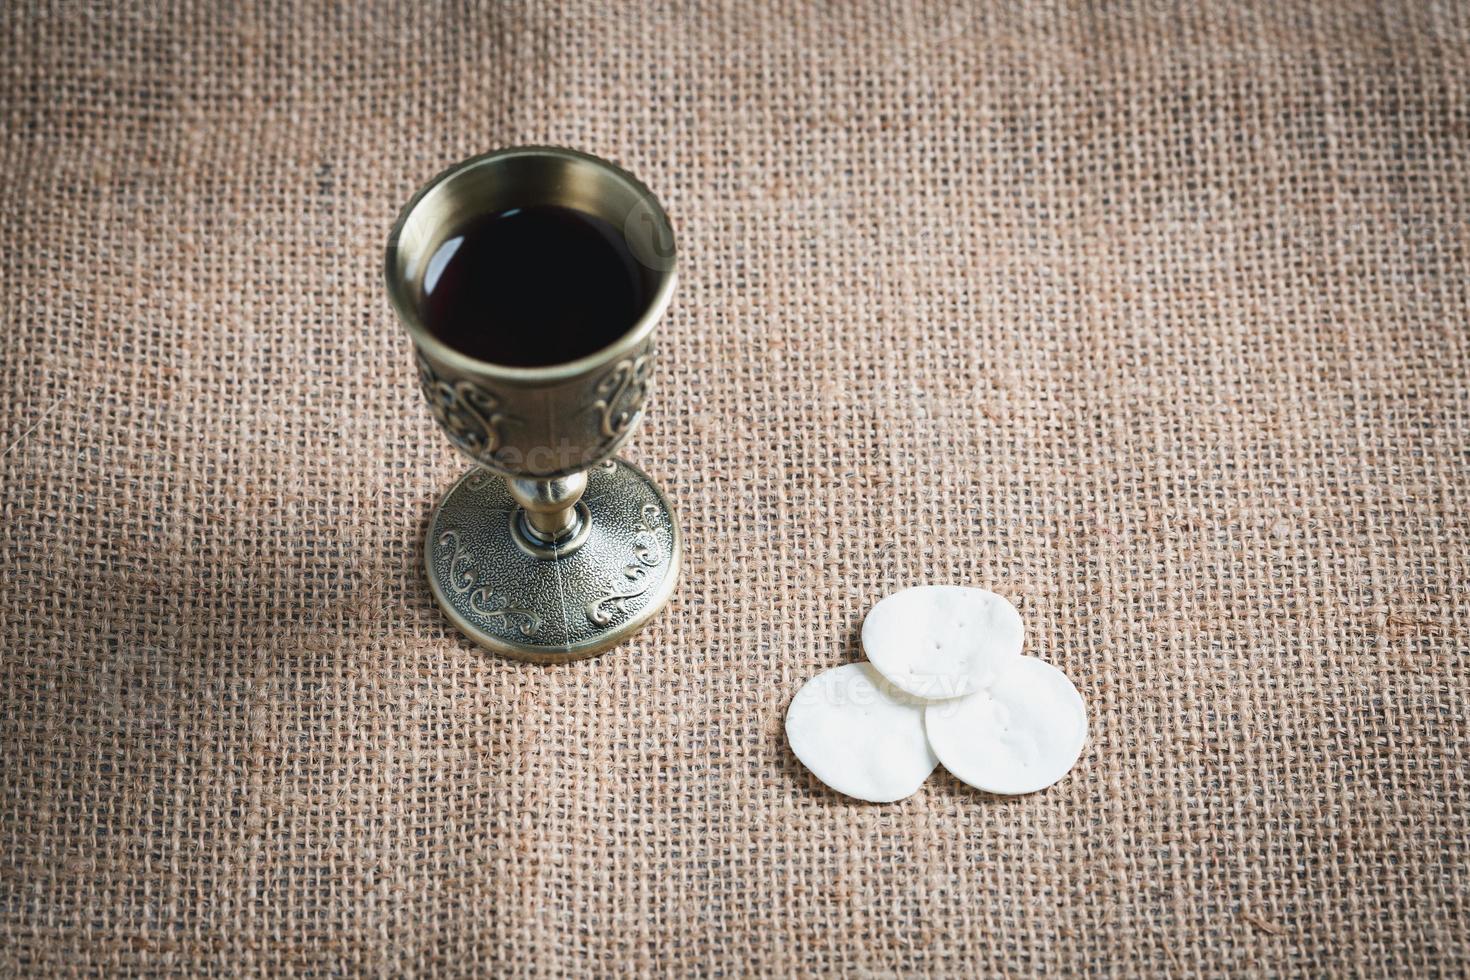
xmin=861 ymin=586 xmax=1024 ymax=700
xmin=785 ymin=663 xmax=937 ymax=803
xmin=923 ymin=656 xmax=1087 ymax=795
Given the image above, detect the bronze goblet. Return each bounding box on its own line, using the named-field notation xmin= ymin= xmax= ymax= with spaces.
xmin=384 ymin=147 xmax=680 ymax=662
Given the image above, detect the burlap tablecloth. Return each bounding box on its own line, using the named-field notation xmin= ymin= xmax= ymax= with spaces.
xmin=2 ymin=0 xmax=1467 ymax=974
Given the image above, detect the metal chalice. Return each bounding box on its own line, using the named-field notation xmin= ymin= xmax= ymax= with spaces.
xmin=385 ymin=147 xmax=680 ymax=662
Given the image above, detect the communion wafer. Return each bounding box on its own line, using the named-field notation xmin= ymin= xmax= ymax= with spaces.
xmin=923 ymin=656 xmax=1087 ymax=796
xmin=861 ymin=586 xmax=1024 ymax=700
xmin=785 ymin=663 xmax=937 ymax=803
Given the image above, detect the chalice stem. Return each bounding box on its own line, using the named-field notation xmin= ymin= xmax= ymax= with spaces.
xmin=507 ymin=471 xmax=589 ymax=543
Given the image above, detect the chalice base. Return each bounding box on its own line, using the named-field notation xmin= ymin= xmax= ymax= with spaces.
xmin=425 ymin=457 xmax=681 ymax=663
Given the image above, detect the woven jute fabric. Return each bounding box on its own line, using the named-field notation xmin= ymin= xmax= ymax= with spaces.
xmin=2 ymin=0 xmax=1467 ymax=974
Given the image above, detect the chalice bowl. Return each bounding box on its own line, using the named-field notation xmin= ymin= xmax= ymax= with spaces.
xmin=385 ymin=147 xmax=680 ymax=662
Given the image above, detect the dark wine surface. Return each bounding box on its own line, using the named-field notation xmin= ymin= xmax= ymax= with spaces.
xmin=419 ymin=204 xmax=648 ymax=367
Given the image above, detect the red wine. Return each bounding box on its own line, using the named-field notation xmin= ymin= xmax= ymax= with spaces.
xmin=419 ymin=204 xmax=650 ymax=367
